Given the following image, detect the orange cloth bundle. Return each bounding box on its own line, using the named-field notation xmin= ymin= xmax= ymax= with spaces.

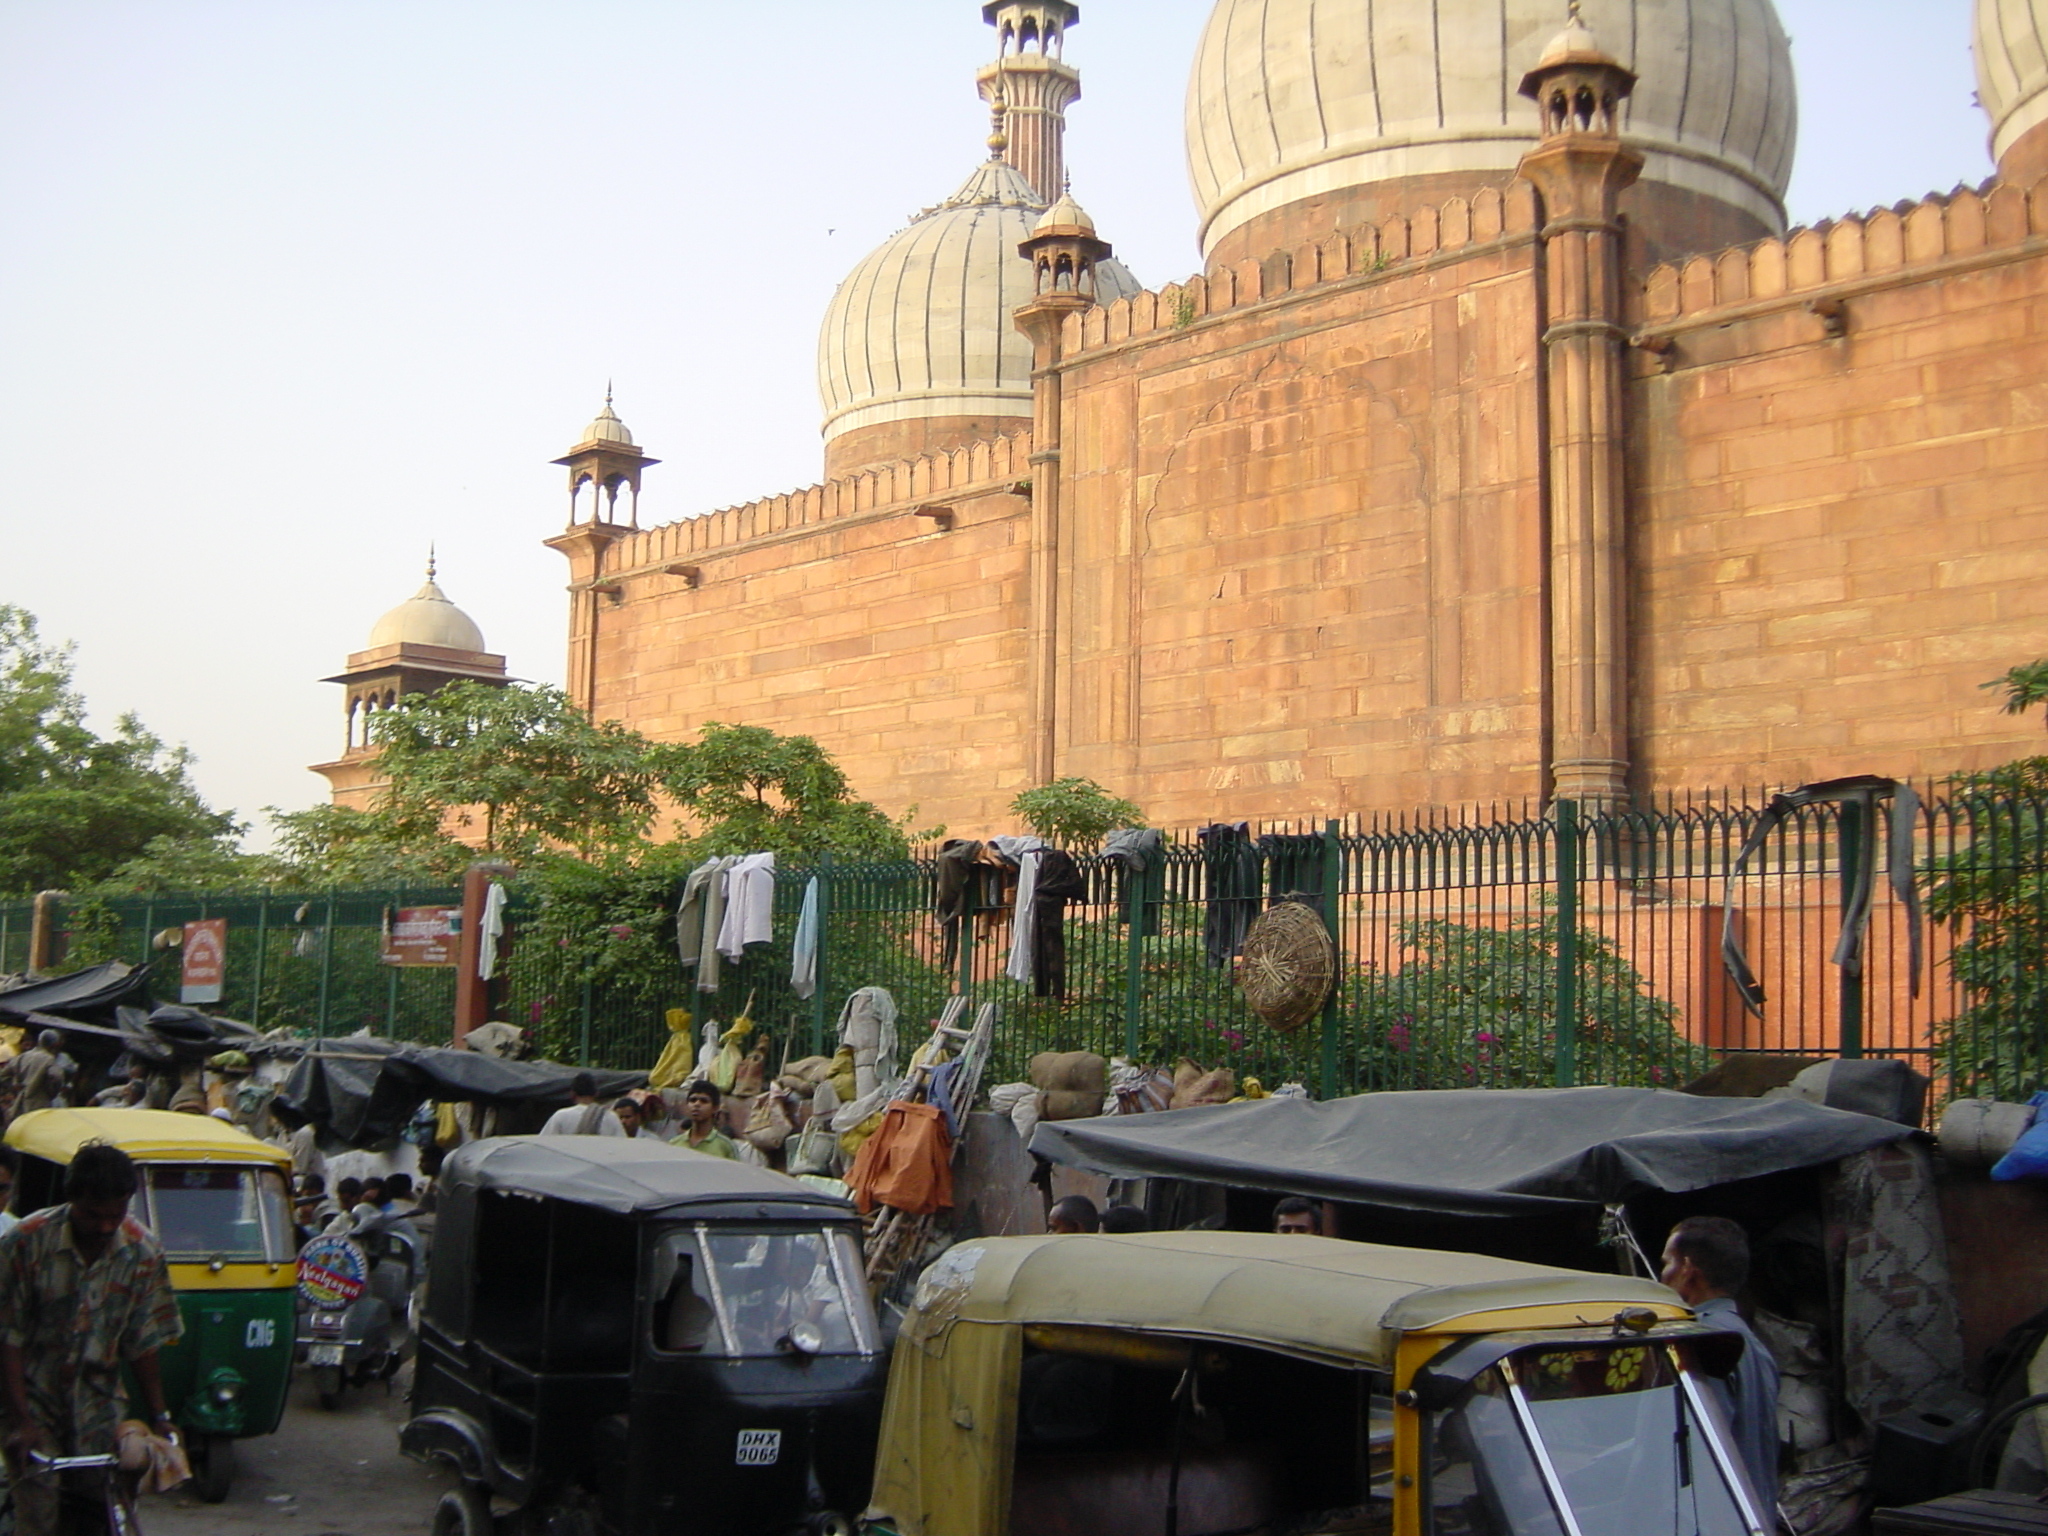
xmin=845 ymin=1101 xmax=954 ymax=1217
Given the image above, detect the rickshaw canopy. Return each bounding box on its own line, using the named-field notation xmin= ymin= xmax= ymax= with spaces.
xmin=6 ymin=1107 xmax=291 ymax=1169
xmin=439 ymin=1134 xmax=852 ymax=1218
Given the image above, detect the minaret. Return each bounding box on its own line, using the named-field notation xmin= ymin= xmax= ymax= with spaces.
xmin=1517 ymin=4 xmax=1642 ymax=810
xmin=551 ymin=387 xmax=659 ymax=529
xmin=544 ymin=393 xmax=655 ymax=713
xmin=977 ymin=2 xmax=1081 ymax=204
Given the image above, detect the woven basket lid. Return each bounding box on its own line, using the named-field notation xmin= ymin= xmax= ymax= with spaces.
xmin=1238 ymin=901 xmax=1335 ymax=1034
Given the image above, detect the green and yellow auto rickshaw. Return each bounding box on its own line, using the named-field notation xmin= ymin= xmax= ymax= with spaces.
xmin=7 ymin=1107 xmax=298 ymax=1503
xmin=864 ymin=1230 xmax=1773 ymax=1536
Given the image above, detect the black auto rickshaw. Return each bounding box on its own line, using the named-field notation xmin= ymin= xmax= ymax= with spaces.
xmin=401 ymin=1136 xmax=887 ymax=1536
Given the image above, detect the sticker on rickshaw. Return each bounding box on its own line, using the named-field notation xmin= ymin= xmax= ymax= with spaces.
xmin=735 ymin=1430 xmax=782 ymax=1466
xmin=297 ymin=1235 xmax=370 ymax=1307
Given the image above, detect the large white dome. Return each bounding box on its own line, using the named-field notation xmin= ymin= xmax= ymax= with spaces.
xmin=1186 ymin=0 xmax=1797 ymax=260
xmin=1977 ymin=0 xmax=2048 ymax=164
xmin=368 ymin=576 xmax=487 ymax=653
xmin=817 ymin=159 xmax=1140 ymax=449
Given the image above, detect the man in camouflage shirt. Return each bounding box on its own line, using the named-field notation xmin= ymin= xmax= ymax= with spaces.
xmin=0 ymin=1141 xmax=182 ymax=1534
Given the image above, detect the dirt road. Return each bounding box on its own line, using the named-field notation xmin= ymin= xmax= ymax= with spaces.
xmin=148 ymin=1362 xmax=451 ymax=1536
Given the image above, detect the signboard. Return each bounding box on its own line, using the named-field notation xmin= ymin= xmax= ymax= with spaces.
xmin=381 ymin=906 xmax=460 ymax=967
xmin=297 ymin=1235 xmax=370 ymax=1308
xmin=180 ymin=918 xmax=227 ymax=1004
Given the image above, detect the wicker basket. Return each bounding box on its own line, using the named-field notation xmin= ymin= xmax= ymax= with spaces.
xmin=1237 ymin=902 xmax=1335 ymax=1034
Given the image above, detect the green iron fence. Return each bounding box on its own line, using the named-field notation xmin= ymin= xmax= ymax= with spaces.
xmin=4 ymin=785 xmax=2042 ymax=1107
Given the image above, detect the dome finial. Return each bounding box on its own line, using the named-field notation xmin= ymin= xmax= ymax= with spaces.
xmin=426 ymin=542 xmax=437 ymax=583
xmin=1567 ymin=0 xmax=1583 ymax=20
xmin=605 ymin=379 xmax=613 ymax=408
xmin=988 ymin=94 xmax=1010 ymax=160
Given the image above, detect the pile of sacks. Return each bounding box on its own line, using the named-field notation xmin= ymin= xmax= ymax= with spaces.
xmin=986 ymin=1054 xmax=1251 ymax=1140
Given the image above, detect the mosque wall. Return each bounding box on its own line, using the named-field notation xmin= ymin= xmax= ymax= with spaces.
xmin=1630 ymin=179 xmax=2048 ymax=792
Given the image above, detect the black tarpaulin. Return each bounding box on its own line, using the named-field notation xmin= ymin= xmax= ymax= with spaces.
xmin=443 ymin=1135 xmax=847 ymax=1217
xmin=1029 ymin=1087 xmax=1922 ymax=1218
xmin=271 ymin=1038 xmax=647 ymax=1145
xmin=0 ymin=963 xmax=157 ymax=1026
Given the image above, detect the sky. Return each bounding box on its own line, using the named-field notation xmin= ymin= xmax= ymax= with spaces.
xmin=0 ymin=1 xmax=1997 ymax=847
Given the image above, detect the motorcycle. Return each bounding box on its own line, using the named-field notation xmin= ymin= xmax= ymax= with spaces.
xmin=296 ymin=1210 xmax=420 ymax=1410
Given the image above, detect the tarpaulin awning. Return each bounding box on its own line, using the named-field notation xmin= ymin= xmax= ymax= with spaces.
xmin=0 ymin=963 xmax=157 ymax=1027
xmin=1028 ymin=1087 xmax=1921 ymax=1218
xmin=270 ymin=1037 xmax=647 ymax=1145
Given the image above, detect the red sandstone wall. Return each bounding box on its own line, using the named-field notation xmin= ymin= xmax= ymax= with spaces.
xmin=1632 ymin=182 xmax=2048 ymax=792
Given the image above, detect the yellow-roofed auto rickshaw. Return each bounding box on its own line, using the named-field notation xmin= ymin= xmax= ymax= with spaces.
xmin=6 ymin=1108 xmax=298 ymax=1503
xmin=862 ymin=1231 xmax=1774 ymax=1536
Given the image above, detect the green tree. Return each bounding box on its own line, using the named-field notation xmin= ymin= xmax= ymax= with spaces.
xmin=1985 ymin=660 xmax=2048 ymax=724
xmin=363 ymin=681 xmax=663 ymax=860
xmin=0 ymin=607 xmax=242 ymax=894
xmin=658 ymin=722 xmax=931 ymax=860
xmin=1010 ymin=776 xmax=1145 ymax=849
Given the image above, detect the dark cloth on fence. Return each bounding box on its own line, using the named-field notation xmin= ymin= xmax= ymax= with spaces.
xmin=1105 ymin=828 xmax=1165 ymax=938
xmin=1030 ymin=850 xmax=1089 ymax=999
xmin=1200 ymin=822 xmax=1259 ymax=968
xmin=1257 ymin=832 xmax=1327 ymax=906
xmin=935 ymin=839 xmax=985 ymax=970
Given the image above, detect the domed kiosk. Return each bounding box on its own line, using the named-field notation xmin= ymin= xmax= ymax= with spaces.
xmin=1186 ymin=0 xmax=1797 ymax=269
xmin=1977 ymin=0 xmax=2048 ymax=185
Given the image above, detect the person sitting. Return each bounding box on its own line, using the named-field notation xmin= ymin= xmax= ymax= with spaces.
xmin=1662 ymin=1216 xmax=1781 ymax=1513
xmin=1048 ymin=1195 xmax=1100 ymax=1234
xmin=380 ymin=1173 xmax=418 ymax=1216
xmin=613 ymin=1099 xmax=647 ymax=1138
xmin=540 ymin=1073 xmax=626 ymax=1137
xmin=323 ymin=1178 xmax=364 ymax=1235
xmin=1273 ymin=1196 xmax=1322 ymax=1235
xmin=669 ymin=1082 xmax=739 ymax=1160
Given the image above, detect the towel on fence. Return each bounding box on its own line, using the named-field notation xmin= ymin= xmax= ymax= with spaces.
xmin=716 ymin=852 xmax=777 ymax=963
xmin=1105 ymin=827 xmax=1165 ymax=937
xmin=1200 ymin=822 xmax=1259 ymax=967
xmin=478 ymin=882 xmax=508 ymax=980
xmin=1005 ymin=849 xmax=1043 ymax=984
xmin=791 ymin=876 xmax=821 ymax=1000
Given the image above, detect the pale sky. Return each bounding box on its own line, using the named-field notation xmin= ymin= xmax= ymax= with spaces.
xmin=0 ymin=1 xmax=1995 ymax=846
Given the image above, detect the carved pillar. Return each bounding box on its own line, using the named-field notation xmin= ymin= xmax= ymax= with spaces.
xmin=543 ymin=522 xmax=630 ymax=715
xmin=1517 ymin=11 xmax=1642 ymax=809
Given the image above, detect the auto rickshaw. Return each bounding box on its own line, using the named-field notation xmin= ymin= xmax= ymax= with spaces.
xmin=5 ymin=1107 xmax=298 ymax=1504
xmin=402 ymin=1135 xmax=888 ymax=1536
xmin=862 ymin=1230 xmax=1775 ymax=1536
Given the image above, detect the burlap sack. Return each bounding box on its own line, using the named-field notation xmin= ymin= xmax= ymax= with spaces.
xmin=1170 ymin=1058 xmax=1235 ymax=1110
xmin=785 ymin=1055 xmax=834 ymax=1084
xmin=1029 ymin=1051 xmax=1107 ymax=1097
xmin=1040 ymin=1088 xmax=1102 ymax=1122
xmin=744 ymin=1089 xmax=796 ymax=1151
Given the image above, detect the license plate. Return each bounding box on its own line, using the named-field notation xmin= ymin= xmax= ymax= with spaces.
xmin=307 ymin=1344 xmax=345 ymax=1366
xmin=735 ymin=1429 xmax=781 ymax=1466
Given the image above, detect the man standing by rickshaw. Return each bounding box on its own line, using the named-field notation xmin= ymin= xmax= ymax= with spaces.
xmin=0 ymin=1141 xmax=183 ymax=1534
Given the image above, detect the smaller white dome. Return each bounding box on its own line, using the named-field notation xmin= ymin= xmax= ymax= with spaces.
xmin=1034 ymin=189 xmax=1096 ymax=234
xmin=369 ymin=576 xmax=487 ymax=653
xmin=583 ymin=401 xmax=635 ymax=447
xmin=1978 ymin=0 xmax=2048 ymax=164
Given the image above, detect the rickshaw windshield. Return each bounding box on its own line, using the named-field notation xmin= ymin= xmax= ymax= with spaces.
xmin=141 ymin=1165 xmax=293 ymax=1263
xmin=1430 ymin=1344 xmax=1761 ymax=1536
xmin=651 ymin=1226 xmax=875 ymax=1358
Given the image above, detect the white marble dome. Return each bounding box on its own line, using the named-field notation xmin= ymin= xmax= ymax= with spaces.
xmin=368 ymin=576 xmax=487 ymax=653
xmin=1977 ymin=0 xmax=2048 ymax=164
xmin=818 ymin=159 xmax=1140 ymax=447
xmin=582 ymin=400 xmax=635 ymax=447
xmin=1185 ymin=0 xmax=1798 ymax=259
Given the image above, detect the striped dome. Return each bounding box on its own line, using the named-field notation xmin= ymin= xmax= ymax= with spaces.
xmin=1186 ymin=0 xmax=1798 ymax=260
xmin=1977 ymin=0 xmax=2048 ymax=163
xmin=817 ymin=159 xmax=1140 ymax=446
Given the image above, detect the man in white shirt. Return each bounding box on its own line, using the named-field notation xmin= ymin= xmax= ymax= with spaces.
xmin=539 ymin=1074 xmax=626 ymax=1137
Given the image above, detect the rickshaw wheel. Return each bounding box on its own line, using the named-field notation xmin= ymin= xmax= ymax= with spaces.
xmin=190 ymin=1434 xmax=235 ymax=1502
xmin=313 ymin=1364 xmax=344 ymax=1411
xmin=431 ymin=1484 xmax=493 ymax=1536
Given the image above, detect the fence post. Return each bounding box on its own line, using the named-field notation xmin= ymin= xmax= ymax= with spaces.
xmin=812 ymin=855 xmax=833 ymax=1058
xmin=1123 ymin=858 xmax=1144 ymax=1062
xmin=250 ymin=897 xmax=268 ymax=1031
xmin=1838 ymin=796 xmax=1870 ymax=1060
xmin=316 ymin=893 xmax=338 ymax=1039
xmin=28 ymin=892 xmax=65 ymax=975
xmin=1319 ymin=819 xmax=1344 ymax=1100
xmin=579 ymin=979 xmax=594 ymax=1068
xmin=385 ymin=887 xmax=401 ymax=1036
xmin=1554 ymin=799 xmax=1581 ymax=1088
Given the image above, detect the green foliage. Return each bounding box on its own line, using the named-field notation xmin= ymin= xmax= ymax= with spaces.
xmin=90 ymin=834 xmax=286 ymax=896
xmin=658 ymin=722 xmax=932 ymax=860
xmin=266 ymin=803 xmax=469 ymax=888
xmin=1010 ymin=777 xmax=1145 ymax=850
xmin=0 ymin=607 xmax=242 ymax=895
xmin=1985 ymin=661 xmax=2048 ymax=725
xmin=367 ymin=681 xmax=662 ymax=859
xmin=1355 ymin=913 xmax=1704 ymax=1090
xmin=1924 ymin=756 xmax=2048 ymax=1098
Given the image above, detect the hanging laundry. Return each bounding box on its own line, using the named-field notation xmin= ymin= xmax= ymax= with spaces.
xmin=675 ymin=860 xmax=719 ymax=969
xmin=1201 ymin=822 xmax=1260 ymax=968
xmin=478 ymin=882 xmax=508 ymax=980
xmin=1029 ymin=848 xmax=1088 ymax=999
xmin=1106 ymin=827 xmax=1166 ymax=938
xmin=716 ymin=852 xmax=777 ymax=964
xmin=790 ymin=876 xmax=821 ymax=1000
xmin=990 ymin=835 xmax=1051 ymax=985
xmin=934 ymin=839 xmax=985 ymax=970
xmin=696 ymin=855 xmax=737 ymax=992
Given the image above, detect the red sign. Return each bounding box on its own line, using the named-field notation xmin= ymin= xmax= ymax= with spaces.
xmin=381 ymin=906 xmax=460 ymax=967
xmin=181 ymin=919 xmax=226 ymax=1004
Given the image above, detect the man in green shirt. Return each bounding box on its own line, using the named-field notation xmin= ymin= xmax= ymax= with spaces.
xmin=671 ymin=1082 xmax=740 ymax=1161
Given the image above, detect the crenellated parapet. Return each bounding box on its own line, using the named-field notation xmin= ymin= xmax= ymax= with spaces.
xmin=602 ymin=430 xmax=1033 ymax=576
xmin=1636 ymin=178 xmax=2048 ymax=333
xmin=1054 ymin=183 xmax=1544 ymax=356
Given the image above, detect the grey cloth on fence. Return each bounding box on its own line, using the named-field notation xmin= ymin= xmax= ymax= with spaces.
xmin=1103 ymin=827 xmax=1163 ymax=872
xmin=791 ymin=877 xmax=821 ymax=1001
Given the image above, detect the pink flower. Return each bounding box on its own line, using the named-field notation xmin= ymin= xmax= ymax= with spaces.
xmin=609 ymin=924 xmax=633 ymax=938
xmin=1475 ymin=1032 xmax=1499 ymax=1045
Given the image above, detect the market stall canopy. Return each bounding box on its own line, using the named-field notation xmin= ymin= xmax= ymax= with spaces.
xmin=271 ymin=1037 xmax=646 ymax=1145
xmin=443 ymin=1135 xmax=849 ymax=1218
xmin=0 ymin=962 xmax=156 ymax=1026
xmin=1029 ymin=1086 xmax=1922 ymax=1218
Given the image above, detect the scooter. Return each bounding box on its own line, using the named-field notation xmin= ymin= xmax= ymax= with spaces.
xmin=296 ymin=1214 xmax=418 ymax=1410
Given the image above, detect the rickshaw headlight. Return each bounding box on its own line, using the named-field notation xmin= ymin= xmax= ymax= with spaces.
xmin=206 ymin=1368 xmax=244 ymax=1406
xmin=785 ymin=1322 xmax=825 ymax=1356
